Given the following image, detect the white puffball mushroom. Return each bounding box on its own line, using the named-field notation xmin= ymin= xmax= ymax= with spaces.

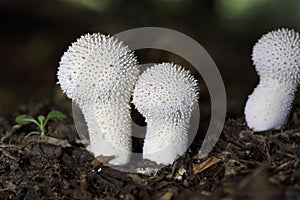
xmin=245 ymin=28 xmax=300 ymax=132
xmin=133 ymin=63 xmax=199 ymax=165
xmin=57 ymin=33 xmax=139 ymax=165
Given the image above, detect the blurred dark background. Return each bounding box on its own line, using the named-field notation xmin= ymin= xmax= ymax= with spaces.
xmin=0 ymin=0 xmax=300 ymax=117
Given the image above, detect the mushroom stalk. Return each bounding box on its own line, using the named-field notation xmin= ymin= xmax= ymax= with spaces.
xmin=142 ymin=119 xmax=189 ymax=164
xmin=83 ymin=101 xmax=132 ymax=164
xmin=245 ymin=77 xmax=297 ymax=131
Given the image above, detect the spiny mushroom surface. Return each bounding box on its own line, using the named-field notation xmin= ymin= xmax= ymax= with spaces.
xmin=133 ymin=62 xmax=199 ymax=165
xmin=244 ymin=28 xmax=300 ymax=132
xmin=58 ymin=33 xmax=139 ymax=165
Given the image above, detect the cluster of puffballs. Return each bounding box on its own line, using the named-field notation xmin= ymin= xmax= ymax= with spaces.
xmin=57 ymin=33 xmax=199 ymax=165
xmin=57 ymin=28 xmax=300 ymax=166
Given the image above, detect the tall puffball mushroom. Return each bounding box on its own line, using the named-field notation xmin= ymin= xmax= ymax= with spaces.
xmin=133 ymin=63 xmax=199 ymax=165
xmin=57 ymin=33 xmax=139 ymax=165
xmin=245 ymin=28 xmax=300 ymax=132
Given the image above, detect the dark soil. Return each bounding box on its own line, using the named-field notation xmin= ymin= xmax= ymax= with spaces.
xmin=0 ymin=104 xmax=299 ymax=200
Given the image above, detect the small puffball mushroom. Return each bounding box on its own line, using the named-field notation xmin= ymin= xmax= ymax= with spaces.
xmin=133 ymin=63 xmax=199 ymax=165
xmin=245 ymin=28 xmax=300 ymax=132
xmin=57 ymin=33 xmax=139 ymax=165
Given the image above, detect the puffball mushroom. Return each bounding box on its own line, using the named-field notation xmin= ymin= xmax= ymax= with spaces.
xmin=245 ymin=28 xmax=300 ymax=132
xmin=57 ymin=33 xmax=139 ymax=165
xmin=133 ymin=63 xmax=199 ymax=165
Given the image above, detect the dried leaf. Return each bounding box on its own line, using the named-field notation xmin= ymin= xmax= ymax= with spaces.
xmin=94 ymin=155 xmax=116 ymax=164
xmin=192 ymin=157 xmax=222 ymax=174
xmin=159 ymin=191 xmax=173 ymax=200
xmin=200 ymin=190 xmax=211 ymax=196
xmin=42 ymin=136 xmax=71 ymax=147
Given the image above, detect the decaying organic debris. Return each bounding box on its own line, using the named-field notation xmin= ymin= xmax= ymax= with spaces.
xmin=0 ymin=104 xmax=299 ymax=199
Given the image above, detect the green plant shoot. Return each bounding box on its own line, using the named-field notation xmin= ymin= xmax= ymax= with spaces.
xmin=15 ymin=111 xmax=67 ymax=138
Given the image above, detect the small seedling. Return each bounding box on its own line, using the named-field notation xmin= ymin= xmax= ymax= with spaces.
xmin=15 ymin=111 xmax=67 ymax=138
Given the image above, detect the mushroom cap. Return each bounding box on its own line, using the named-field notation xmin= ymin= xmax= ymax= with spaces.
xmin=57 ymin=33 xmax=139 ymax=107
xmin=133 ymin=63 xmax=199 ymax=123
xmin=252 ymin=28 xmax=300 ymax=82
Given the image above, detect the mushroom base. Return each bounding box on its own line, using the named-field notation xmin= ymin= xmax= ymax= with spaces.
xmin=143 ymin=120 xmax=188 ymax=165
xmin=83 ymin=102 xmax=132 ymax=165
xmin=244 ymin=77 xmax=297 ymax=132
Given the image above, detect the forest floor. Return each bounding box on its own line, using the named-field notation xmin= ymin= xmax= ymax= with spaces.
xmin=0 ymin=104 xmax=299 ymax=200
